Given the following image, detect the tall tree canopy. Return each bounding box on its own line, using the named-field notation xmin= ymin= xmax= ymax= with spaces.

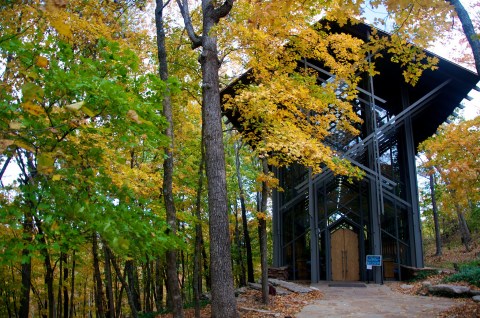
xmin=0 ymin=0 xmax=478 ymax=317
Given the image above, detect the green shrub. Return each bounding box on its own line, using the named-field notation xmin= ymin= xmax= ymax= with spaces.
xmin=409 ymin=269 xmax=438 ymax=282
xmin=458 ymin=260 xmax=480 ymax=271
xmin=444 ymin=264 xmax=480 ymax=287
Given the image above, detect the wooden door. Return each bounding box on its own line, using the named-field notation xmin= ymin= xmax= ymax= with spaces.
xmin=331 ymin=228 xmax=359 ymax=281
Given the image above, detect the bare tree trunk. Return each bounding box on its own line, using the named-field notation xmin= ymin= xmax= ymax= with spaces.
xmin=62 ymin=252 xmax=69 ymax=318
xmin=108 ymin=250 xmax=138 ymax=318
xmin=103 ymin=243 xmax=115 ymax=318
xmin=233 ymin=195 xmax=246 ymax=287
xmin=234 ymin=141 xmax=254 ymax=283
xmin=193 ymin=138 xmax=205 ymax=318
xmin=155 ymin=1 xmax=185 ymax=316
xmin=57 ymin=254 xmax=62 ymax=318
xmin=429 ymin=173 xmax=442 ymax=256
xmin=69 ymin=251 xmax=76 ymax=318
xmin=455 ymin=202 xmax=472 ymax=251
xmin=125 ymin=260 xmax=141 ymax=312
xmin=447 ymin=0 xmax=480 ymax=74
xmin=258 ymin=157 xmax=269 ymax=305
xmin=19 ymin=211 xmax=33 ymax=318
xmin=145 ymin=257 xmax=152 ymax=313
xmin=35 ymin=217 xmax=56 ymax=318
xmin=92 ymin=233 xmax=105 ymax=318
xmin=154 ymin=258 xmax=164 ymax=311
xmin=176 ymin=0 xmax=237 ymax=315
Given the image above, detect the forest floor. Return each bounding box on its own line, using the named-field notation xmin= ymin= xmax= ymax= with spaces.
xmin=157 ymin=237 xmax=480 ymax=317
xmin=391 ymin=237 xmax=480 ymax=318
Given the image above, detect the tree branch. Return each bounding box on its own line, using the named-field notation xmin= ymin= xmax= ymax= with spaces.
xmin=447 ymin=0 xmax=480 ymax=75
xmin=176 ymin=0 xmax=202 ymax=49
xmin=212 ymin=0 xmax=234 ymax=22
xmin=0 ymin=156 xmax=12 ymax=186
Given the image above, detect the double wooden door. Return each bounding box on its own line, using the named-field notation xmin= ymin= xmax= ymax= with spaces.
xmin=331 ymin=228 xmax=359 ymax=281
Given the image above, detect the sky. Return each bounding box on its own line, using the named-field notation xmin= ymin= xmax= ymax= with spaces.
xmin=362 ymin=0 xmax=480 ymax=120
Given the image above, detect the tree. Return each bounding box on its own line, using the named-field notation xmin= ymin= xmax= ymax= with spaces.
xmin=420 ymin=116 xmax=480 ymax=251
xmin=155 ymin=1 xmax=184 ymax=316
xmin=447 ymin=0 xmax=480 ymax=74
xmin=234 ymin=141 xmax=254 ymax=284
xmin=176 ymin=1 xmax=238 ymax=316
xmin=257 ymin=156 xmax=270 ymax=304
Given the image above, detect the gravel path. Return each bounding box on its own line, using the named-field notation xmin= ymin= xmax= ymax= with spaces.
xmin=295 ymin=282 xmax=459 ymax=318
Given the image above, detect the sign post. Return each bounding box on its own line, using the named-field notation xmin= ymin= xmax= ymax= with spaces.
xmin=366 ymin=255 xmax=382 ymax=284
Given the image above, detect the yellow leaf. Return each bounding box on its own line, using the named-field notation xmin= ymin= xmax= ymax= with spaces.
xmin=50 ymin=18 xmax=72 ymax=39
xmin=35 ymin=56 xmax=49 ymax=69
xmin=257 ymin=212 xmax=267 ymax=220
xmin=50 ymin=221 xmax=59 ymax=231
xmin=22 ymin=101 xmax=44 ymax=116
xmin=52 ymin=175 xmax=62 ymax=181
xmin=81 ymin=105 xmax=96 ymax=117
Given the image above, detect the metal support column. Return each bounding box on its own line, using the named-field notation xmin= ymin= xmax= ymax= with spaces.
xmin=368 ymin=55 xmax=384 ymax=283
xmin=400 ymin=86 xmax=424 ymax=268
xmin=272 ymin=167 xmax=282 ymax=267
xmin=309 ymin=169 xmax=320 ymax=282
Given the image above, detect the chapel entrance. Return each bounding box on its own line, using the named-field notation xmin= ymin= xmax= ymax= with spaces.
xmin=331 ymin=228 xmax=359 ymax=281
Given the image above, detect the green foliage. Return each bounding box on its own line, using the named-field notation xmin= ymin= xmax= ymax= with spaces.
xmin=444 ymin=261 xmax=480 ymax=287
xmin=408 ymin=269 xmax=438 ymax=282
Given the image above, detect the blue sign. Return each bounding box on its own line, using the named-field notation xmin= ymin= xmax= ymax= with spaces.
xmin=366 ymin=255 xmax=382 ymax=267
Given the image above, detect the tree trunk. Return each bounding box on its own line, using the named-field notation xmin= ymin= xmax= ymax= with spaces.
xmin=35 ymin=217 xmax=56 ymax=318
xmin=115 ymin=272 xmax=126 ymax=318
xmin=154 ymin=258 xmax=164 ymax=311
xmin=235 ymin=141 xmax=254 ymax=283
xmin=429 ymin=173 xmax=442 ymax=256
xmin=19 ymin=211 xmax=33 ymax=318
xmin=92 ymin=233 xmax=106 ymax=318
xmin=258 ymin=157 xmax=269 ymax=305
xmin=69 ymin=250 xmax=76 ymax=318
xmin=233 ymin=195 xmax=246 ymax=287
xmin=455 ymin=202 xmax=472 ymax=251
xmin=57 ymin=253 xmax=62 ymax=318
xmin=448 ymin=0 xmax=480 ymax=74
xmin=155 ymin=1 xmax=185 ymax=316
xmin=62 ymin=252 xmax=69 ymax=318
xmin=176 ymin=0 xmax=237 ymax=316
xmin=125 ymin=260 xmax=141 ymax=312
xmin=144 ymin=257 xmax=152 ymax=313
xmin=108 ymin=250 xmax=139 ymax=318
xmin=193 ymin=136 xmax=205 ymax=318
xmin=103 ymin=242 xmax=115 ymax=318
xmin=201 ymin=13 xmax=238 ymax=318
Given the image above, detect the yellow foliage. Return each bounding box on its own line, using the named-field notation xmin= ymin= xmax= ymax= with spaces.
xmin=420 ymin=116 xmax=480 ymax=205
xmin=37 ymin=152 xmax=56 ymax=175
xmin=22 ymin=101 xmax=44 ymax=116
xmin=256 ymin=212 xmax=267 ymax=220
xmin=35 ymin=56 xmax=49 ymax=69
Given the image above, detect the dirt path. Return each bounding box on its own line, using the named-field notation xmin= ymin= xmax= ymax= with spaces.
xmin=296 ymin=282 xmax=459 ymax=318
